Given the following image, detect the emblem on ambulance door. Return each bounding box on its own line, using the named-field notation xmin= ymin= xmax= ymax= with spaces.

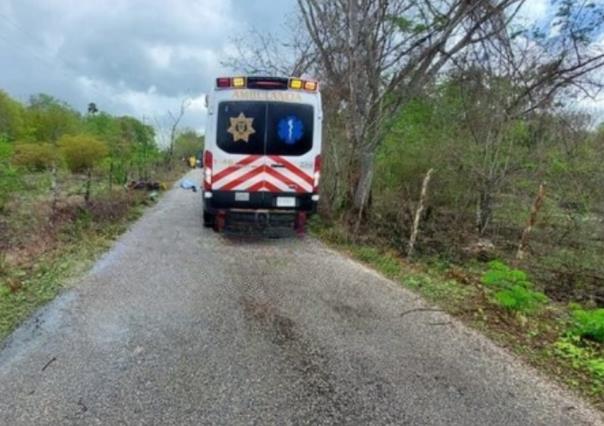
xmin=227 ymin=112 xmax=255 ymax=142
xmin=277 ymin=115 xmax=304 ymax=145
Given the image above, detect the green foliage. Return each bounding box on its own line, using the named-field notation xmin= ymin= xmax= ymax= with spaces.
xmin=482 ymin=261 xmax=548 ymax=313
xmin=554 ymin=336 xmax=604 ymax=381
xmin=27 ymin=94 xmax=81 ymax=143
xmin=0 ymin=90 xmax=25 ymax=141
xmin=174 ymin=129 xmax=203 ymax=159
xmin=59 ymin=134 xmax=109 ymax=173
xmin=571 ymin=308 xmax=604 ymax=343
xmin=12 ymin=143 xmax=58 ymax=171
xmin=0 ymin=137 xmax=20 ymax=209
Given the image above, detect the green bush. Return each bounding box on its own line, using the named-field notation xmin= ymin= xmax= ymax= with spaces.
xmin=571 ymin=308 xmax=604 ymax=343
xmin=59 ymin=134 xmax=108 ymax=173
xmin=12 ymin=143 xmax=58 ymax=170
xmin=554 ymin=336 xmax=604 ymax=379
xmin=482 ymin=260 xmax=548 ymax=313
xmin=0 ymin=137 xmax=20 ymax=209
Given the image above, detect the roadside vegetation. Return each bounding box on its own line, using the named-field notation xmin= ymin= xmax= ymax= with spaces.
xmin=233 ymin=0 xmax=604 ymax=407
xmin=0 ymin=91 xmax=203 ymax=341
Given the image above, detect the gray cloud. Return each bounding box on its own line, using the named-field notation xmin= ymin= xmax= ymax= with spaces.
xmin=0 ymin=0 xmax=296 ymax=135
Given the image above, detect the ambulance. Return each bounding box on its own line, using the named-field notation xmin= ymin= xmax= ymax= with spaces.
xmin=202 ymin=76 xmax=322 ymax=233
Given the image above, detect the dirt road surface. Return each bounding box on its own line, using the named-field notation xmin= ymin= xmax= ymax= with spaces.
xmin=0 ymin=170 xmax=601 ymax=425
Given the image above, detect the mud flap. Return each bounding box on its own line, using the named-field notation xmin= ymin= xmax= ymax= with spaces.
xmin=293 ymin=212 xmax=307 ymax=237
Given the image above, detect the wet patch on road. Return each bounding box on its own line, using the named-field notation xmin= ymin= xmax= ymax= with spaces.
xmin=241 ymin=297 xmax=297 ymax=345
xmin=239 ymin=295 xmax=399 ymax=424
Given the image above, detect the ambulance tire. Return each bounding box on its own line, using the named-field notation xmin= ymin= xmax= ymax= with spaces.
xmin=203 ymin=210 xmax=215 ymax=227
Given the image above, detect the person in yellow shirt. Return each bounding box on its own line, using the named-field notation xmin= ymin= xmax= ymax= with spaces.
xmin=188 ymin=155 xmax=196 ymax=168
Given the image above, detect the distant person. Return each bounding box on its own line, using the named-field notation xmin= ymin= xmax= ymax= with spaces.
xmin=188 ymin=156 xmax=196 ymax=168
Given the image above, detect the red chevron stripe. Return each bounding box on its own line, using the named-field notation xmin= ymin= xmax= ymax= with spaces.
xmin=212 ymin=155 xmax=261 ymax=183
xmin=220 ymin=165 xmax=266 ymax=190
xmin=264 ymin=166 xmax=306 ymax=193
xmin=247 ymin=180 xmax=281 ymax=192
xmin=268 ymin=156 xmax=313 ymax=186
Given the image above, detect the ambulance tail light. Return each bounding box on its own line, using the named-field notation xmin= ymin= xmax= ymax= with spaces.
xmin=313 ymin=154 xmax=321 ymax=193
xmin=216 ymin=77 xmax=231 ymax=88
xmin=203 ymin=150 xmax=213 ymax=191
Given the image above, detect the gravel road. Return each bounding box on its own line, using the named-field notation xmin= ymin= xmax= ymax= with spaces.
xmin=0 ymin=170 xmax=601 ymax=425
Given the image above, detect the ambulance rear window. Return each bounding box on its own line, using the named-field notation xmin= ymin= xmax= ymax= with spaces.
xmin=266 ymin=103 xmax=313 ymax=156
xmin=216 ymin=102 xmax=266 ymax=155
xmin=217 ymin=101 xmax=314 ymax=156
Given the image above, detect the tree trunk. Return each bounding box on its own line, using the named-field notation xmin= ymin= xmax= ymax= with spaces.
xmin=109 ymin=160 xmax=113 ymax=192
xmin=85 ymin=169 xmax=92 ymax=203
xmin=352 ymin=150 xmax=375 ymax=234
xmin=353 ymin=150 xmax=375 ymax=211
xmin=476 ymin=189 xmax=493 ymax=235
xmin=50 ymin=164 xmax=59 ymax=218
xmin=516 ymin=183 xmax=545 ymax=260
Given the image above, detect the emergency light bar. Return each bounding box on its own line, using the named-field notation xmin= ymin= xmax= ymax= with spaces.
xmin=215 ymin=76 xmax=318 ymax=92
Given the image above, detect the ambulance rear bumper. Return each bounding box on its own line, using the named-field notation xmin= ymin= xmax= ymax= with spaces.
xmin=203 ymin=191 xmax=318 ymax=213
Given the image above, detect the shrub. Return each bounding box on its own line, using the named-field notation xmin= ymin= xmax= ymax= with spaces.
xmin=12 ymin=143 xmax=58 ymax=171
xmin=554 ymin=336 xmax=604 ymax=379
xmin=59 ymin=134 xmax=108 ymax=173
xmin=571 ymin=308 xmax=604 ymax=343
xmin=482 ymin=260 xmax=548 ymax=313
xmin=0 ymin=137 xmax=20 ymax=209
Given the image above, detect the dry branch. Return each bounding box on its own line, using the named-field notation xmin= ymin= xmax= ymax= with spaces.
xmin=516 ymin=183 xmax=546 ymax=260
xmin=407 ymin=168 xmax=434 ymax=259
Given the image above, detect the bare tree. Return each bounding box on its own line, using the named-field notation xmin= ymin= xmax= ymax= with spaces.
xmin=445 ymin=0 xmax=604 ymax=233
xmin=167 ymin=99 xmax=190 ymax=163
xmin=223 ymin=19 xmax=316 ymax=77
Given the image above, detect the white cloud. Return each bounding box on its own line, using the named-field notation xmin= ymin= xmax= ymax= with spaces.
xmin=0 ymin=0 xmax=295 ymax=134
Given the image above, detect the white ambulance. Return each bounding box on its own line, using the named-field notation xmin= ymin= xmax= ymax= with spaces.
xmin=202 ymin=76 xmax=322 ymax=233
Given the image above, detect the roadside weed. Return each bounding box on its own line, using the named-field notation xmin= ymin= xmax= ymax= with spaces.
xmin=482 ymin=261 xmax=548 ymax=313
xmin=571 ymin=308 xmax=604 ymax=343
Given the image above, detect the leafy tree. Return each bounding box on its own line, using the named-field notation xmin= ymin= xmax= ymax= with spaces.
xmin=59 ymin=134 xmax=108 ymax=202
xmin=116 ymin=116 xmax=158 ymax=181
xmin=174 ymin=130 xmax=203 ymax=159
xmin=27 ymin=94 xmax=81 ymax=143
xmin=0 ymin=90 xmax=25 ymax=141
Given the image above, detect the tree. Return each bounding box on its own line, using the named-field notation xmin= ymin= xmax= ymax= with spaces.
xmin=27 ymin=94 xmax=82 ymax=211
xmin=174 ymin=130 xmax=204 ymax=159
xmin=59 ymin=134 xmax=108 ymax=202
xmin=116 ymin=116 xmax=157 ymax=181
xmin=0 ymin=90 xmax=25 ymax=141
xmin=88 ymin=102 xmax=98 ymax=115
xmin=298 ymin=0 xmax=526 ymax=220
xmin=295 ymin=0 xmax=604 ymax=230
xmin=439 ymin=0 xmax=604 ymax=233
xmin=27 ymin=94 xmax=80 ymax=143
xmin=169 ymin=100 xmax=190 ymax=162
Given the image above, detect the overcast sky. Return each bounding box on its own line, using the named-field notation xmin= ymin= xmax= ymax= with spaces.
xmin=0 ymin=0 xmax=296 ymax=138
xmin=0 ymin=0 xmax=602 ymax=141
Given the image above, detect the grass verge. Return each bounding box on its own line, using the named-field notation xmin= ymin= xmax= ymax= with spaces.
xmin=310 ymin=218 xmax=604 ymax=410
xmin=0 ymin=203 xmax=145 ymax=343
xmin=0 ymin=167 xmax=187 ymax=343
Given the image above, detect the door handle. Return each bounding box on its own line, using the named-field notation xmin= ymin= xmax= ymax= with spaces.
xmin=271 ymin=164 xmax=285 ymax=168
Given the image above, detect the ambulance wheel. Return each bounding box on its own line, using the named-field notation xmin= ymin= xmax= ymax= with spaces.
xmin=203 ymin=210 xmax=215 ymax=227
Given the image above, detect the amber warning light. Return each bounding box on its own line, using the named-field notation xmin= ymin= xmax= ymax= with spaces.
xmin=216 ymin=76 xmax=318 ymax=92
